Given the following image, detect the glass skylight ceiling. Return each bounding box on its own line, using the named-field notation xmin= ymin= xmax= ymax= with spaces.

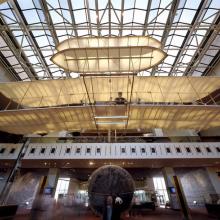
xmin=0 ymin=0 xmax=219 ymax=81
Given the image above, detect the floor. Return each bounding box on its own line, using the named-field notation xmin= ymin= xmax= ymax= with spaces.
xmin=13 ymin=206 xmax=218 ymax=220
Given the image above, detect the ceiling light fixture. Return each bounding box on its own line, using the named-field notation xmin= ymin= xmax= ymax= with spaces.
xmin=95 ymin=121 xmax=127 ymax=125
xmin=94 ymin=116 xmax=128 ymax=119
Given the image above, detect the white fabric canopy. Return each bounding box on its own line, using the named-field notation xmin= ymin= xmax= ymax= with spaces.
xmin=51 ymin=36 xmax=167 ymax=73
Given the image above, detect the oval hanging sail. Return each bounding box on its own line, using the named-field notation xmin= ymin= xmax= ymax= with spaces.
xmin=51 ymin=36 xmax=167 ymax=73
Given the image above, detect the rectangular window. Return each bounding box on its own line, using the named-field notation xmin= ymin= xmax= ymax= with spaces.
xmin=141 ymin=148 xmax=146 ymax=153
xmin=30 ymin=148 xmax=35 ymax=154
xmin=51 ymin=148 xmax=56 ymax=154
xmin=76 ymin=148 xmax=81 ymax=153
xmin=195 ymin=147 xmax=201 ymax=153
xmin=216 ymin=147 xmax=220 ymax=153
xmin=86 ymin=148 xmax=91 ymax=153
xmin=96 ymin=148 xmax=101 ymax=153
xmin=0 ymin=148 xmax=6 ymax=154
xmin=121 ymin=148 xmax=126 ymax=153
xmin=166 ymin=148 xmax=171 ymax=153
xmin=151 ymin=148 xmax=156 ymax=153
xmin=66 ymin=148 xmax=71 ymax=154
xmin=176 ymin=147 xmax=181 ymax=153
xmin=10 ymin=148 xmax=15 ymax=154
xmin=131 ymin=148 xmax=136 ymax=153
xmin=186 ymin=147 xmax=191 ymax=153
xmin=41 ymin=148 xmax=45 ymax=154
xmin=206 ymin=147 xmax=211 ymax=153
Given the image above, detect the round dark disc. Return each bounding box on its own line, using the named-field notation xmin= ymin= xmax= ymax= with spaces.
xmin=88 ymin=165 xmax=134 ymax=215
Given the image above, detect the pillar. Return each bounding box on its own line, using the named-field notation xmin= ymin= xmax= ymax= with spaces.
xmin=68 ymin=178 xmax=79 ymax=195
xmin=45 ymin=168 xmax=59 ymax=196
xmin=206 ymin=167 xmax=220 ymax=194
xmin=162 ymin=167 xmax=180 ymax=209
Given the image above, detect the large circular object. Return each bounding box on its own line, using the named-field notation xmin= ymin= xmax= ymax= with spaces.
xmin=88 ymin=165 xmax=135 ymax=216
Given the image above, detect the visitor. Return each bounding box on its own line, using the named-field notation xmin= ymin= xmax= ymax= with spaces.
xmin=114 ymin=92 xmax=127 ymax=104
xmin=103 ymin=195 xmax=113 ymax=220
xmin=112 ymin=196 xmax=123 ymax=220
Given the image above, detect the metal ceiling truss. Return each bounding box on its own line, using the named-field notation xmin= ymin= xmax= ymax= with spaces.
xmin=0 ymin=0 xmax=219 ymax=80
xmin=205 ymin=50 xmax=220 ymax=76
xmin=184 ymin=14 xmax=220 ymax=76
xmin=10 ymin=0 xmax=53 ymax=78
xmin=151 ymin=0 xmax=180 ymax=75
xmin=169 ymin=0 xmax=212 ymax=76
xmin=0 ymin=52 xmax=20 ymax=81
xmin=0 ymin=20 xmax=37 ymax=80
xmin=0 ymin=23 xmax=218 ymax=31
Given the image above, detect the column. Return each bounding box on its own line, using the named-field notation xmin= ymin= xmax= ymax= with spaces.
xmin=206 ymin=167 xmax=220 ymax=194
xmin=162 ymin=167 xmax=180 ymax=210
xmin=45 ymin=168 xmax=59 ymax=196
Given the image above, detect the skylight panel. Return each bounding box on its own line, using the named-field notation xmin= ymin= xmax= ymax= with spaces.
xmin=111 ymin=30 xmax=119 ymax=36
xmin=179 ymin=9 xmax=196 ymax=24
xmin=111 ymin=0 xmax=122 ymax=9
xmin=202 ymin=9 xmax=218 ymax=24
xmin=35 ymin=36 xmax=50 ymax=47
xmin=88 ymin=0 xmax=96 ymax=9
xmin=17 ymin=0 xmax=35 ymax=10
xmin=74 ymin=10 xmax=87 ymax=23
xmin=171 ymin=35 xmax=185 ymax=47
xmin=124 ymin=0 xmax=135 ymax=9
xmin=134 ymin=0 xmax=148 ymax=9
xmin=192 ymin=71 xmax=203 ymax=76
xmin=1 ymin=50 xmax=13 ymax=57
xmin=200 ymin=55 xmax=214 ymax=65
xmin=167 ymin=49 xmax=179 ymax=57
xmin=18 ymin=72 xmax=29 ymax=80
xmin=62 ymin=9 xmax=72 ymax=23
xmin=210 ymin=0 xmax=220 ymax=8
xmin=0 ymin=8 xmax=17 ymax=24
xmin=131 ymin=30 xmax=143 ymax=35
xmin=46 ymin=0 xmax=60 ymax=8
xmin=181 ymin=55 xmax=192 ymax=64
xmin=160 ymin=0 xmax=173 ymax=8
xmin=90 ymin=10 xmax=97 ymax=24
xmin=77 ymin=30 xmax=89 ymax=36
xmin=123 ymin=10 xmax=133 ymax=23
xmin=185 ymin=0 xmax=201 ymax=9
xmin=0 ymin=37 xmax=7 ymax=47
xmin=23 ymin=10 xmax=41 ymax=24
xmin=70 ymin=0 xmax=85 ymax=9
xmin=155 ymin=9 xmax=169 ymax=24
xmin=28 ymin=56 xmax=40 ymax=65
xmin=0 ymin=2 xmax=9 ymax=10
xmin=7 ymin=57 xmax=19 ymax=66
xmin=122 ymin=30 xmax=132 ymax=36
xmin=164 ymin=56 xmax=175 ymax=65
xmin=133 ymin=10 xmax=146 ymax=24
xmin=111 ymin=10 xmax=120 ymax=24
xmin=49 ymin=10 xmax=64 ymax=24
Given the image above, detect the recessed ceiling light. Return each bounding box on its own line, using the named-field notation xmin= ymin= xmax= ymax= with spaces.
xmin=89 ymin=161 xmax=94 ymax=166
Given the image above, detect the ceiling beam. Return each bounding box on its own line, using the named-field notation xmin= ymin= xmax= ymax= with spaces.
xmin=205 ymin=50 xmax=220 ymax=76
xmin=85 ymin=0 xmax=93 ymax=36
xmin=151 ymin=0 xmax=180 ymax=76
xmin=39 ymin=0 xmax=59 ymax=46
xmin=67 ymin=0 xmax=78 ymax=37
xmin=0 ymin=23 xmax=218 ymax=31
xmin=142 ymin=0 xmax=152 ymax=36
xmin=10 ymin=0 xmax=53 ymax=78
xmin=184 ymin=14 xmax=220 ymax=76
xmin=169 ymin=0 xmax=211 ymax=76
xmin=0 ymin=18 xmax=37 ymax=80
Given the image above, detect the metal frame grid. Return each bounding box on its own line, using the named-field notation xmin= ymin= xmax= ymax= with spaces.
xmin=0 ymin=0 xmax=219 ymax=80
